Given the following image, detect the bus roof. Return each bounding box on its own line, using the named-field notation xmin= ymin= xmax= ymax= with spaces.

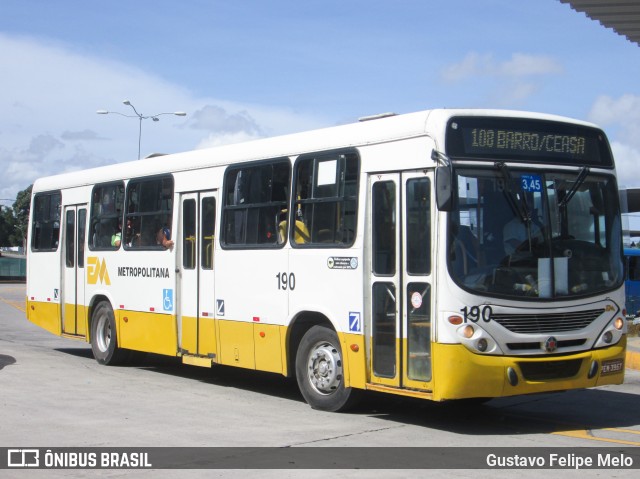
xmin=32 ymin=108 xmax=603 ymax=193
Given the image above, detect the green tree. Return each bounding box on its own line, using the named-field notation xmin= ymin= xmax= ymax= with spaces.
xmin=10 ymin=185 xmax=32 ymax=247
xmin=0 ymin=206 xmax=15 ymax=246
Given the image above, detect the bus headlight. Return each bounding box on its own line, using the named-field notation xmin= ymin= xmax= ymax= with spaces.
xmin=456 ymin=325 xmax=503 ymax=355
xmin=593 ymin=316 xmax=626 ymax=349
xmin=460 ymin=325 xmax=475 ymax=339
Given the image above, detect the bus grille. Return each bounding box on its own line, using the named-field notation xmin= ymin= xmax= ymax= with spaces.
xmin=506 ymin=339 xmax=586 ymax=351
xmin=492 ymin=308 xmax=604 ymax=334
xmin=518 ymin=359 xmax=583 ymax=381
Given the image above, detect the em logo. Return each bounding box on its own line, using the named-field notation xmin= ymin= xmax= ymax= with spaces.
xmin=87 ymin=257 xmax=111 ymax=285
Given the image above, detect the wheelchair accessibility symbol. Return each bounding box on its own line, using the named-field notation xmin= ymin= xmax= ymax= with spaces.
xmin=163 ymin=289 xmax=174 ymax=311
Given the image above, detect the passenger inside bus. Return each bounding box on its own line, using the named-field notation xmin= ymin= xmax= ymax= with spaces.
xmin=502 ymin=214 xmax=542 ymax=256
xmin=124 ymin=217 xmax=141 ymax=247
xmin=156 ymin=217 xmax=174 ymax=249
xmin=111 ymin=222 xmax=122 ymax=247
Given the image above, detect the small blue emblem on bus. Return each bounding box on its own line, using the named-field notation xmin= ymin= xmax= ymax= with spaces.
xmin=349 ymin=312 xmax=361 ymax=332
xmin=163 ymin=289 xmax=173 ymax=311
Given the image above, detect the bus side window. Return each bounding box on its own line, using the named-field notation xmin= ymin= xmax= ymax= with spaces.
xmin=124 ymin=175 xmax=174 ymax=250
xmin=292 ymin=151 xmax=359 ymax=247
xmin=31 ymin=191 xmax=62 ymax=252
xmin=222 ymin=159 xmax=290 ymax=248
xmin=89 ymin=182 xmax=124 ymax=251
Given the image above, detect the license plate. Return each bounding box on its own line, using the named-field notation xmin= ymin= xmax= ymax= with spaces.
xmin=601 ymin=359 xmax=624 ymax=375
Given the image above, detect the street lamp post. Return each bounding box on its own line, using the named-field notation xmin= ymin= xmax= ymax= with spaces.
xmin=97 ymin=100 xmax=186 ymax=160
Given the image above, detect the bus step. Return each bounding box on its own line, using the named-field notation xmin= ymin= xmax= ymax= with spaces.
xmin=182 ymin=355 xmax=213 ymax=368
xmin=60 ymin=333 xmax=86 ymax=341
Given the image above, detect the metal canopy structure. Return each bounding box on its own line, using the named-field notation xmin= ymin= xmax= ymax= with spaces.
xmin=561 ymin=0 xmax=640 ymax=46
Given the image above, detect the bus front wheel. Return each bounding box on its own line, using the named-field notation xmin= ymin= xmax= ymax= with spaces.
xmin=295 ymin=325 xmax=358 ymax=412
xmin=90 ymin=301 xmax=127 ymax=365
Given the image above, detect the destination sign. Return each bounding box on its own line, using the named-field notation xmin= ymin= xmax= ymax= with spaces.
xmin=445 ymin=116 xmax=614 ymax=167
xmin=467 ymin=128 xmax=585 ymax=155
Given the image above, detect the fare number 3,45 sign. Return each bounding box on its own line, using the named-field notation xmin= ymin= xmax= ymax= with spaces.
xmin=520 ymin=174 xmax=542 ymax=192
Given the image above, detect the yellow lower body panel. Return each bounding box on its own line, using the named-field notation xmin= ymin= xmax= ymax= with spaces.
xmin=216 ymin=320 xmax=285 ymax=373
xmin=77 ymin=304 xmax=88 ymax=336
xmin=431 ymin=337 xmax=627 ymax=401
xmin=26 ymin=300 xmax=61 ymax=336
xmin=340 ymin=332 xmax=366 ymax=389
xmin=181 ymin=315 xmax=198 ymax=354
xmin=254 ymin=323 xmax=283 ymax=374
xmin=199 ymin=317 xmax=217 ymax=358
xmin=62 ymin=303 xmax=89 ymax=337
xmin=118 ymin=310 xmax=177 ymax=356
xmin=218 ymin=320 xmax=256 ymax=369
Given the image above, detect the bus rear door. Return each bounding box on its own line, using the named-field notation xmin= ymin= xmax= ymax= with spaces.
xmin=61 ymin=204 xmax=88 ymax=337
xmin=177 ymin=191 xmax=218 ymax=361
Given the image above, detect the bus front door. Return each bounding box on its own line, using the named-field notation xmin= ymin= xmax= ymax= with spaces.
xmin=61 ymin=204 xmax=87 ymax=337
xmin=177 ymin=191 xmax=218 ymax=359
xmin=368 ymin=171 xmax=434 ymax=390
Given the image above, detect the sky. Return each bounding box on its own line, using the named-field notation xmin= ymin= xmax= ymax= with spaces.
xmin=2 ymin=0 xmax=640 ymax=217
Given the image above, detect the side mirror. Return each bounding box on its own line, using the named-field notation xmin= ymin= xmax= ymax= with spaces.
xmin=436 ymin=165 xmax=453 ymax=211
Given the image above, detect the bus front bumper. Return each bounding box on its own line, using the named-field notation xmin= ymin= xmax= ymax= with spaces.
xmin=431 ymin=336 xmax=627 ymax=401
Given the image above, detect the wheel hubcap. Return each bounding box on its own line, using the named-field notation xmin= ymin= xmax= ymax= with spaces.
xmin=96 ymin=315 xmax=111 ymax=353
xmin=307 ymin=341 xmax=343 ymax=395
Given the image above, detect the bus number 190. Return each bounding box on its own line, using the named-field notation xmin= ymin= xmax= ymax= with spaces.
xmin=276 ymin=272 xmax=296 ymax=291
xmin=460 ymin=305 xmax=493 ymax=323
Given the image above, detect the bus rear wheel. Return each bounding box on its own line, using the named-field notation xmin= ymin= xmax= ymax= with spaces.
xmin=90 ymin=301 xmax=127 ymax=365
xmin=295 ymin=325 xmax=358 ymax=412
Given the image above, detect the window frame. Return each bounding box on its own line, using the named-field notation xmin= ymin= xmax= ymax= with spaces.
xmin=30 ymin=190 xmax=62 ymax=252
xmin=290 ymin=149 xmax=360 ymax=248
xmin=88 ymin=181 xmax=125 ymax=251
xmin=220 ymin=157 xmax=291 ymax=250
xmin=123 ymin=174 xmax=175 ymax=251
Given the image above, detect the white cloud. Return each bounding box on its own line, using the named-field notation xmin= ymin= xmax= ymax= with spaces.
xmin=196 ymin=131 xmax=264 ymax=149
xmin=188 ymin=105 xmax=263 ymax=137
xmin=27 ymin=134 xmax=64 ymax=156
xmin=610 ymin=141 xmax=640 ymax=188
xmin=0 ymin=33 xmax=328 ymax=203
xmin=492 ymin=83 xmax=539 ymax=108
xmin=587 ymin=94 xmax=640 ymax=188
xmin=440 ymin=52 xmax=494 ymax=82
xmin=439 ymin=52 xmax=563 ymax=107
xmin=441 ymin=52 xmax=563 ymax=82
xmin=588 ymin=94 xmax=640 ymax=127
xmin=588 ymin=94 xmax=640 ymax=153
xmin=61 ymin=130 xmax=107 ymax=141
xmin=498 ymin=53 xmax=563 ymax=77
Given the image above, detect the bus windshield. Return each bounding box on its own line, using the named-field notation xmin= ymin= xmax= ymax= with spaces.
xmin=448 ymin=167 xmax=623 ymax=299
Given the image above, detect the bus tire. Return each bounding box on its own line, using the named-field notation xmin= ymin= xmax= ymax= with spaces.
xmin=90 ymin=301 xmax=127 ymax=365
xmin=295 ymin=325 xmax=358 ymax=412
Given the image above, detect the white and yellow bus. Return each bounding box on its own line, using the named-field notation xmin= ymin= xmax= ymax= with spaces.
xmin=26 ymin=109 xmax=627 ymax=411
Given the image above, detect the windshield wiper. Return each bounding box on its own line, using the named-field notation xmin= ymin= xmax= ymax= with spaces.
xmin=495 ymin=161 xmax=531 ymax=224
xmin=559 ymin=166 xmax=590 ymax=208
